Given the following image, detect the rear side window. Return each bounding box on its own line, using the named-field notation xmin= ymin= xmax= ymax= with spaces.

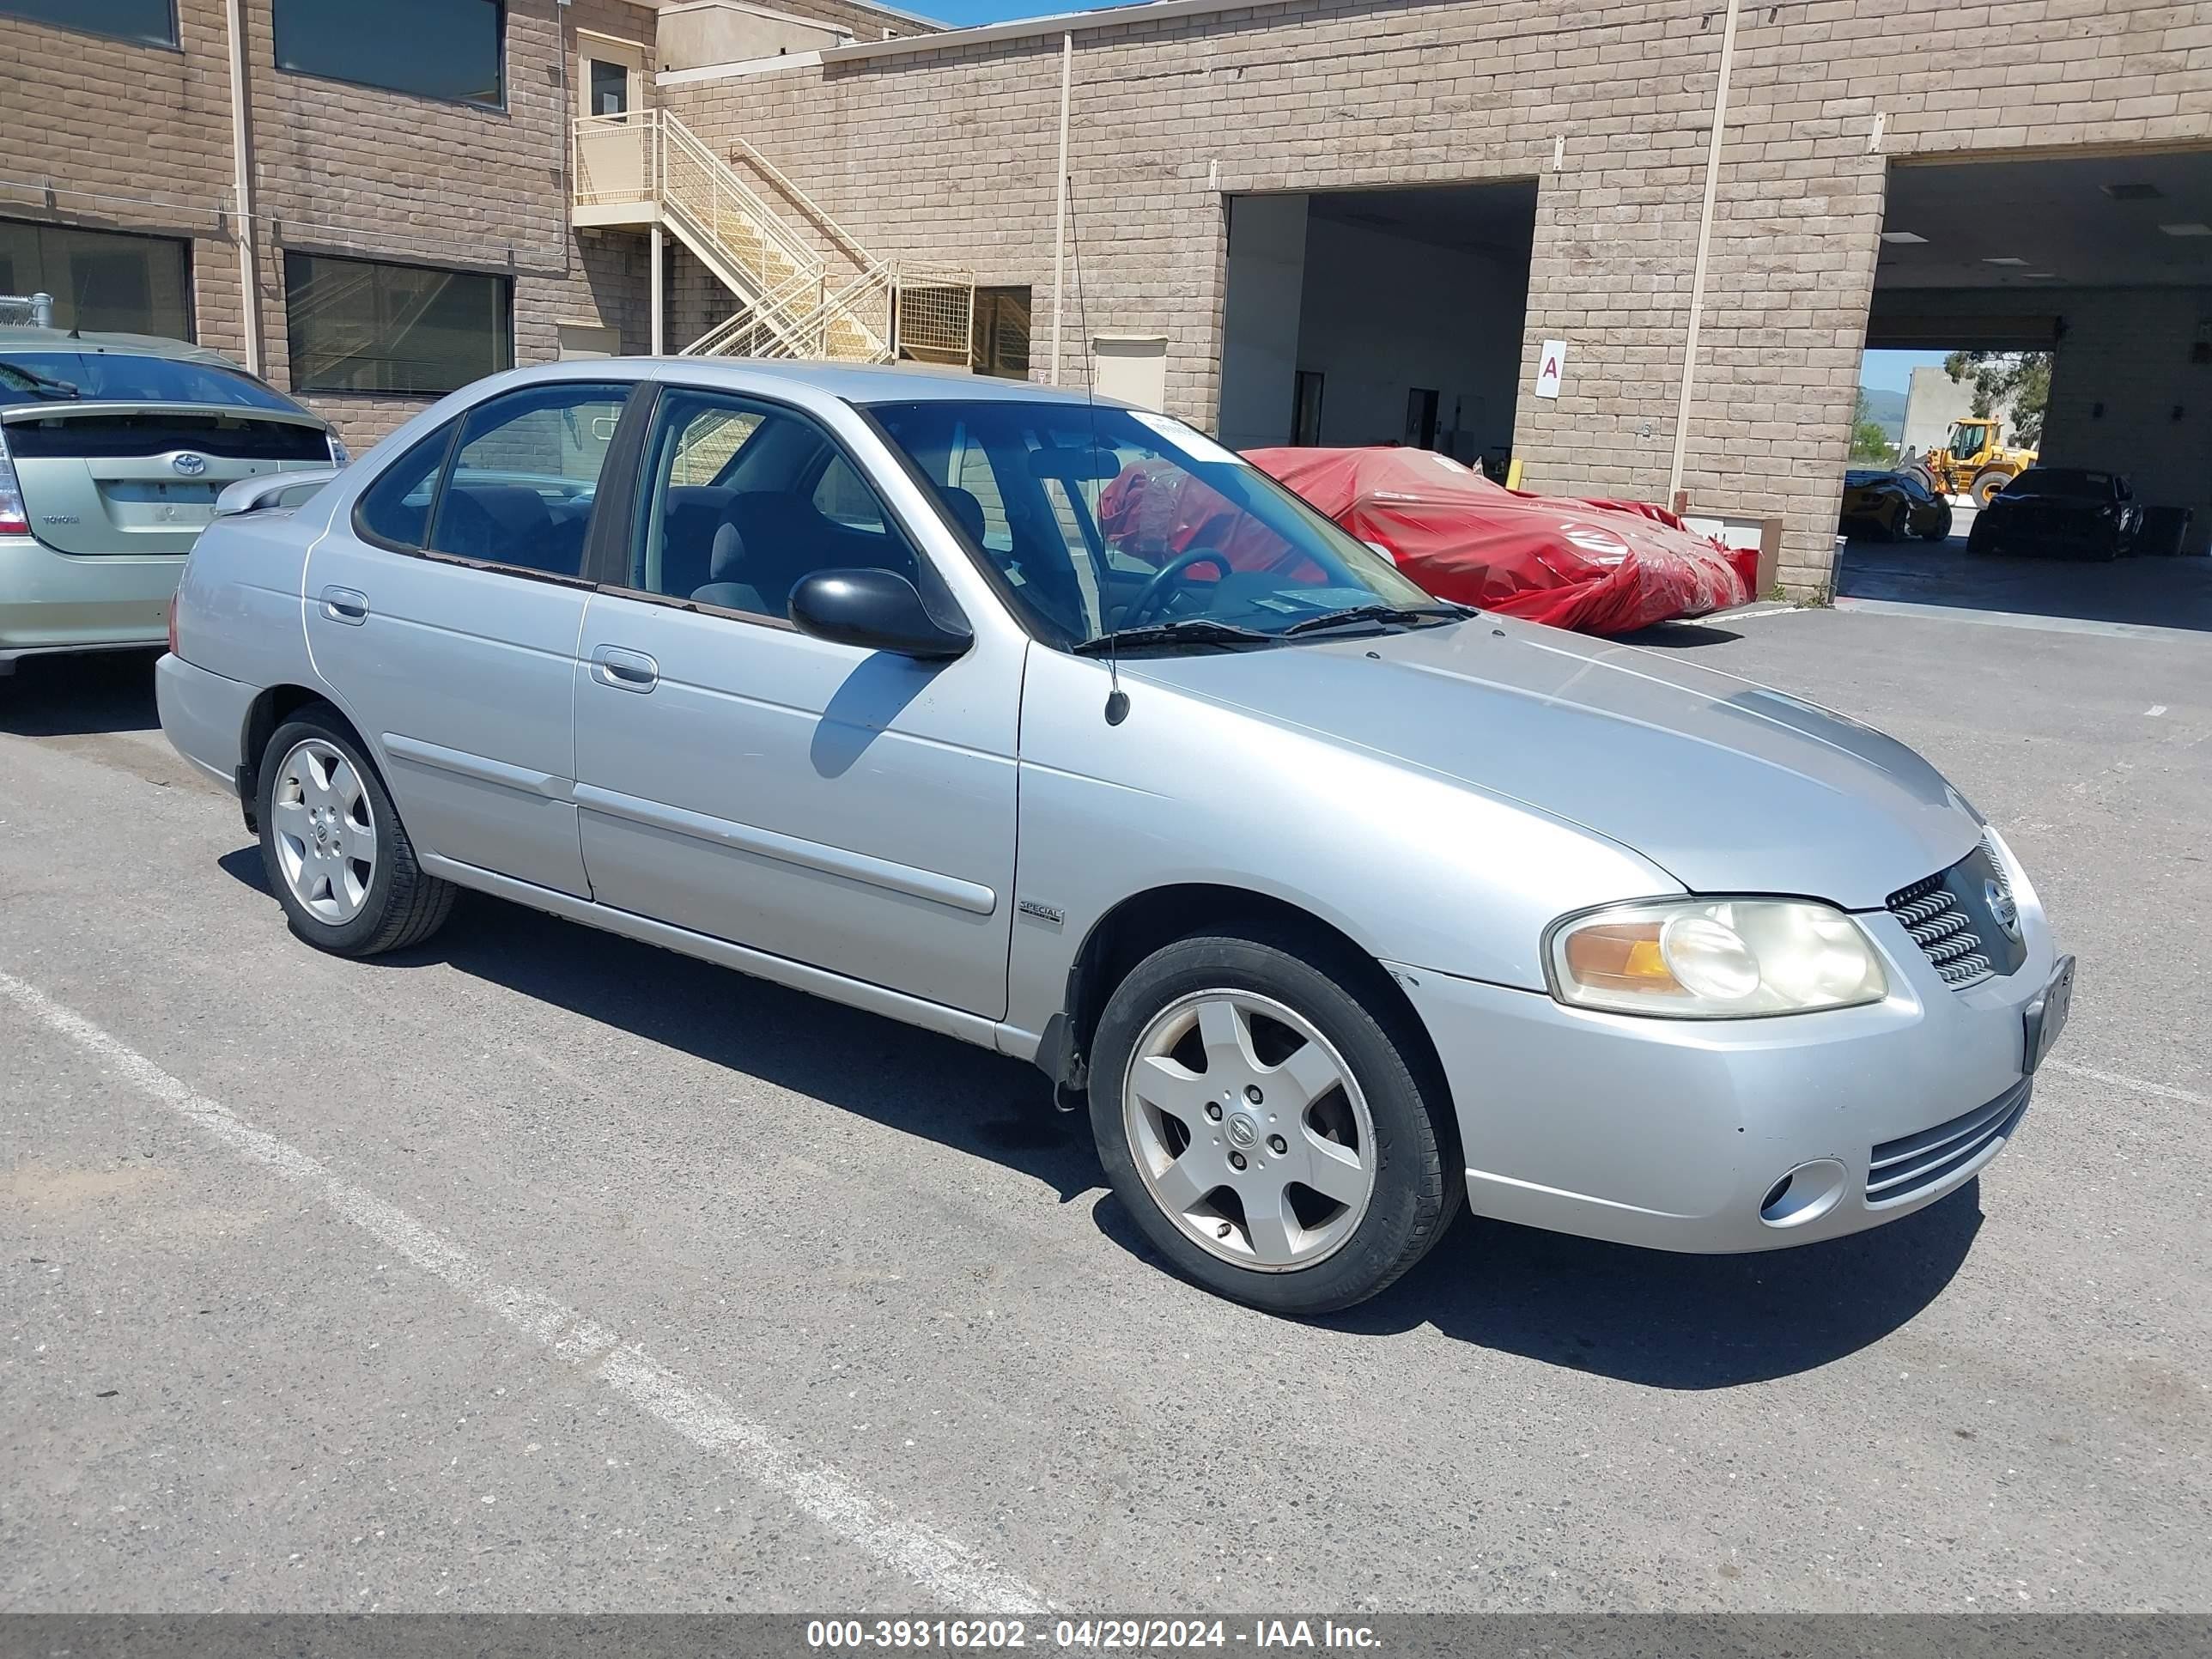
xmin=356 ymin=421 xmax=456 ymax=550
xmin=426 ymin=382 xmax=629 ymax=578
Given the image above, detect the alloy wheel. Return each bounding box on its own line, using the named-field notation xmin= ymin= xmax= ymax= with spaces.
xmin=270 ymin=738 xmax=377 ymax=925
xmin=1121 ymin=989 xmax=1377 ymax=1272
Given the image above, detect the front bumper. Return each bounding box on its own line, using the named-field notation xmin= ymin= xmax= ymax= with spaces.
xmin=1389 ymin=866 xmax=2060 ymax=1254
xmin=0 ymin=532 xmax=183 ymax=660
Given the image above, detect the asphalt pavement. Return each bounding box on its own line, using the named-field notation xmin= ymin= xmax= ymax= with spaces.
xmin=3 ymin=601 xmax=2207 ymax=1615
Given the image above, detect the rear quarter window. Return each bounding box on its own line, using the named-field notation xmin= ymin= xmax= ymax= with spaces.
xmin=355 ymin=421 xmax=457 ymax=550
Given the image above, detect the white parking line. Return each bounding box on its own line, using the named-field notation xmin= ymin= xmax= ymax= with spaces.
xmin=2147 ymin=705 xmax=2167 ymax=717
xmin=0 ymin=969 xmax=1050 ymax=1615
xmin=2045 ymin=1057 xmax=2206 ymax=1107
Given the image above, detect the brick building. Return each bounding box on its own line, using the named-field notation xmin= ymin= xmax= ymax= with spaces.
xmin=0 ymin=0 xmax=927 ymax=445
xmin=8 ymin=0 xmax=2212 ymax=590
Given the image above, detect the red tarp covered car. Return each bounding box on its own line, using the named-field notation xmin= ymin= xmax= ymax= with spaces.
xmin=1098 ymin=445 xmax=1759 ymax=635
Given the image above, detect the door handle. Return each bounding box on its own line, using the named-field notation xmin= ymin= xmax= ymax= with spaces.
xmin=591 ymin=644 xmax=659 ymax=693
xmin=319 ymin=585 xmax=369 ymax=624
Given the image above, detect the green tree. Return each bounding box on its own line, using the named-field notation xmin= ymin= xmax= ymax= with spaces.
xmin=1850 ymin=392 xmax=1894 ymax=461
xmin=1942 ymin=349 xmax=2051 ymax=447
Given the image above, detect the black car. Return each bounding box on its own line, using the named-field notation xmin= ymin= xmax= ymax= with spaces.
xmin=1968 ymin=466 xmax=2141 ymax=561
xmin=1839 ymin=467 xmax=1952 ymax=541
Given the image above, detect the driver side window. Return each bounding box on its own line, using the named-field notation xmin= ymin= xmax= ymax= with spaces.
xmin=629 ymin=389 xmax=921 ymax=623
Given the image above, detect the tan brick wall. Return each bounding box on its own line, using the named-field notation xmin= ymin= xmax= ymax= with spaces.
xmin=1 ymin=0 xmax=659 ymax=453
xmin=661 ymin=0 xmax=2212 ymax=592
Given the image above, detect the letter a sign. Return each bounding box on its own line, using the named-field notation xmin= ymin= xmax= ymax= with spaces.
xmin=1534 ymin=340 xmax=1566 ymax=399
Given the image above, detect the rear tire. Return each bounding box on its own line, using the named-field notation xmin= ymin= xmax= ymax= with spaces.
xmin=257 ymin=709 xmax=454 ymax=957
xmin=1088 ymin=928 xmax=1460 ymax=1316
xmin=1918 ymin=505 xmax=1954 ymax=542
xmin=1969 ymin=468 xmax=2011 ymax=508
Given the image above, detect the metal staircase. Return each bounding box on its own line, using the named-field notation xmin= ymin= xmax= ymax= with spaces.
xmin=572 ymin=109 xmax=972 ymax=365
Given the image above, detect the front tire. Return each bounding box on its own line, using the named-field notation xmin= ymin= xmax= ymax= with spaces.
xmin=1088 ymin=930 xmax=1459 ymax=1315
xmin=258 ymin=710 xmax=454 ymax=957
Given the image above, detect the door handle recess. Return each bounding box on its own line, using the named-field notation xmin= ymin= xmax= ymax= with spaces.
xmin=591 ymin=644 xmax=659 ymax=693
xmin=319 ymin=585 xmax=369 ymax=624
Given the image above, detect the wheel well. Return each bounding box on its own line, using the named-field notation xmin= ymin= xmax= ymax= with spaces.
xmin=238 ymin=684 xmax=363 ymax=831
xmin=1048 ymin=884 xmax=1449 ymax=1112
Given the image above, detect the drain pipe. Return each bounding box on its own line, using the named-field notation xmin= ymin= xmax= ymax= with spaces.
xmin=224 ymin=0 xmax=263 ymax=375
xmin=1048 ymin=31 xmax=1072 ymax=386
xmin=1666 ymin=0 xmax=1741 ymax=503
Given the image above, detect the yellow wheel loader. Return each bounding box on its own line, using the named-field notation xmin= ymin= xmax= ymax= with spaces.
xmin=1902 ymin=418 xmax=2039 ymax=508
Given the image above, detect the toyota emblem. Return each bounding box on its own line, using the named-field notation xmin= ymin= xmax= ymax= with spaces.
xmin=171 ymin=453 xmax=209 ymax=477
xmin=1985 ymin=879 xmax=2021 ymax=940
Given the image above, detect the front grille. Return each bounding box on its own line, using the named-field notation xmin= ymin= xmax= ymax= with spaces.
xmin=1886 ymin=832 xmax=2026 ymax=993
xmin=1866 ymin=1080 xmax=2029 ymax=1206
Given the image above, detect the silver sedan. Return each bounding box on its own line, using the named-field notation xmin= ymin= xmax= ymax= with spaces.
xmin=157 ymin=360 xmax=2073 ymax=1314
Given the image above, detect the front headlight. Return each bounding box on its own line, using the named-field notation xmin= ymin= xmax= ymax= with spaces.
xmin=1546 ymin=898 xmax=1889 ymax=1018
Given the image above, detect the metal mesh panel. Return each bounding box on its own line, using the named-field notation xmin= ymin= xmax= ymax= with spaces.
xmin=0 ymin=293 xmax=55 ymax=328
xmin=896 ymin=270 xmax=974 ymax=365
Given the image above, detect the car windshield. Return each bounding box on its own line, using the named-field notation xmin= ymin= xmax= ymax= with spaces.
xmin=867 ymin=398 xmax=1455 ymax=650
xmin=0 ymin=349 xmax=304 ymax=413
xmin=2005 ymin=468 xmax=2110 ymax=501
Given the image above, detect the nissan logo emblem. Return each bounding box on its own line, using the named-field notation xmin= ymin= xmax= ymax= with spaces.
xmin=171 ymin=453 xmax=209 ymax=477
xmin=1985 ymin=879 xmax=2021 ymax=940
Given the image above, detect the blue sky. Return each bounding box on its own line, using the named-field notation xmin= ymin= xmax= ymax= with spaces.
xmin=1860 ymin=348 xmax=1949 ymax=396
xmin=910 ymin=0 xmax=1103 ymax=23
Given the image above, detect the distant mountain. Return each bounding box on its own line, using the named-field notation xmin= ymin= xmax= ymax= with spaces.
xmin=1859 ymin=386 xmax=1906 ymax=445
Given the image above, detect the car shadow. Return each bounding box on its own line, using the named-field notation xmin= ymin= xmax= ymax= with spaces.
xmin=0 ymin=650 xmax=163 ymax=736
xmin=210 ymin=854 xmax=1105 ymax=1198
xmin=214 ymin=849 xmax=1983 ymax=1385
xmin=1617 ymin=621 xmax=1744 ymax=648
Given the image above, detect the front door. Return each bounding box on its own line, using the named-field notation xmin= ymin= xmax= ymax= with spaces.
xmin=302 ymin=380 xmax=635 ymax=897
xmin=574 ymin=33 xmax=648 ymax=206
xmin=569 ymin=385 xmax=1019 ymax=1018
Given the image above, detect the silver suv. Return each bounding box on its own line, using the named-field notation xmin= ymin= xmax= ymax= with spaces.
xmin=157 ymin=359 xmax=2073 ymax=1315
xmin=0 ymin=327 xmax=340 ymax=676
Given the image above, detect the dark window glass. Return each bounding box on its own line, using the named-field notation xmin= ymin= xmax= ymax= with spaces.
xmin=589 ymin=59 xmax=629 ymax=118
xmin=969 ymin=288 xmax=1030 ymax=380
xmin=272 ymin=0 xmax=502 ymax=107
xmin=356 ymin=422 xmax=457 ymax=550
xmin=427 ymin=383 xmax=629 ymax=576
xmin=283 ymin=252 xmax=512 ymax=397
xmin=631 ymin=390 xmax=918 ymax=619
xmin=0 ymin=0 xmax=175 ymax=46
xmin=0 ymin=350 xmax=299 ymax=413
xmin=0 ymin=218 xmax=191 ymax=338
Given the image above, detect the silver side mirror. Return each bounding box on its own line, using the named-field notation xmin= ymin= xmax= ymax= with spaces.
xmin=215 ymin=468 xmax=342 ymax=517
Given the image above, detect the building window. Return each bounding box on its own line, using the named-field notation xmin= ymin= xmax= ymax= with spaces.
xmin=0 ymin=219 xmax=191 ymax=338
xmin=283 ymin=252 xmax=512 ymax=397
xmin=0 ymin=0 xmax=176 ymax=48
xmin=970 ymin=287 xmax=1031 ymax=380
xmin=272 ymin=0 xmax=503 ymax=108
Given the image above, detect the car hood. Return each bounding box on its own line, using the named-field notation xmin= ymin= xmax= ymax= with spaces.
xmin=1123 ymin=617 xmax=1982 ymax=908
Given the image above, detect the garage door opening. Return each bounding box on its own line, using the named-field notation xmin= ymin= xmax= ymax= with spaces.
xmin=1218 ymin=181 xmax=1535 ymax=476
xmin=1842 ymin=149 xmax=2212 ymax=631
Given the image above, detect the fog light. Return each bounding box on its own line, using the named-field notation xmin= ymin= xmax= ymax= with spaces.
xmin=1758 ymin=1158 xmax=1848 ymax=1228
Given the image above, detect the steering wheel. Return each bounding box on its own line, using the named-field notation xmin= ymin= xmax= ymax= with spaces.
xmin=1120 ymin=548 xmax=1232 ymax=628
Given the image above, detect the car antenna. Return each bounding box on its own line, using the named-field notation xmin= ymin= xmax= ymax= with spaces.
xmin=1066 ymin=169 xmax=1128 ymax=726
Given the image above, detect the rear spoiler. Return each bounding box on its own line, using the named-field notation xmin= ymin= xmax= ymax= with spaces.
xmin=216 ymin=468 xmax=342 ymax=517
xmin=0 ymin=400 xmax=334 ymax=429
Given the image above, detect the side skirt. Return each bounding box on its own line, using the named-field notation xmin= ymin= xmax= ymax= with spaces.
xmin=417 ymin=851 xmax=1033 ymax=1062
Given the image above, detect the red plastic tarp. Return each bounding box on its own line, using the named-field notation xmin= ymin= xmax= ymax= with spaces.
xmin=1104 ymin=445 xmax=1753 ymax=635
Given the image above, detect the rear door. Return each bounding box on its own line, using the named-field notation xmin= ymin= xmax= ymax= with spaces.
xmin=303 ymin=379 xmax=638 ymax=898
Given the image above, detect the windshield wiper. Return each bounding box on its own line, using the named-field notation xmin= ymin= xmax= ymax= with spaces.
xmin=1279 ymin=602 xmax=1473 ymax=637
xmin=1073 ymin=617 xmax=1277 ymax=655
xmin=0 ymin=362 xmax=83 ymax=400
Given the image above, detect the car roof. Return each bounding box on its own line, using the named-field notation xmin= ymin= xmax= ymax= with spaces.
xmin=0 ymin=325 xmax=251 ymax=370
xmin=585 ymin=356 xmax=1135 ymax=410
